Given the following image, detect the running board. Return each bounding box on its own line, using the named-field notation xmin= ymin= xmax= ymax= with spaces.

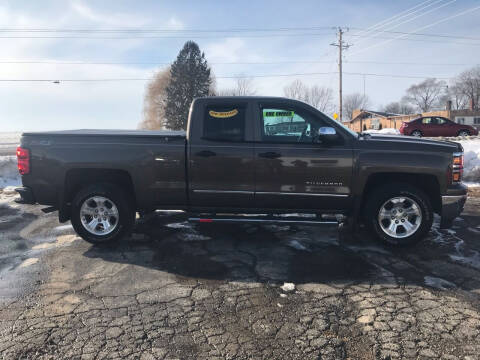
xmin=188 ymin=215 xmax=341 ymax=226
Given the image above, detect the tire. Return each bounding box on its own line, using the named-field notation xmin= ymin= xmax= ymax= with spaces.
xmin=71 ymin=183 xmax=135 ymax=245
xmin=365 ymin=183 xmax=433 ymax=246
xmin=411 ymin=130 xmax=422 ymax=137
xmin=458 ymin=130 xmax=470 ymax=137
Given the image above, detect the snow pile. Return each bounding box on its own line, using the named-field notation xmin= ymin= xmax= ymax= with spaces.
xmin=363 ymin=128 xmax=400 ymax=135
xmin=459 ymin=139 xmax=480 ymax=182
xmin=0 ymin=132 xmax=21 ymax=156
xmin=0 ymin=156 xmax=20 ymax=188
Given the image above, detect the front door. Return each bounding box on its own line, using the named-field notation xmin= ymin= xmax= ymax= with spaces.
xmin=188 ymin=101 xmax=255 ymax=210
xmin=253 ymin=102 xmax=353 ymax=211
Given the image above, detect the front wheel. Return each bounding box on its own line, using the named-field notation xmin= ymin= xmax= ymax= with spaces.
xmin=71 ymin=183 xmax=135 ymax=244
xmin=411 ymin=130 xmax=422 ymax=137
xmin=458 ymin=130 xmax=470 ymax=137
xmin=365 ymin=184 xmax=433 ymax=246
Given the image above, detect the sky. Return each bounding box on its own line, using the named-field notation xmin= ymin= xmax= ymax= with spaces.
xmin=0 ymin=0 xmax=480 ymax=132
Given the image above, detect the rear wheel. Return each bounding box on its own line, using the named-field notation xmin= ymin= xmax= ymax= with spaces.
xmin=71 ymin=183 xmax=135 ymax=244
xmin=411 ymin=130 xmax=422 ymax=137
xmin=365 ymin=184 xmax=433 ymax=246
xmin=458 ymin=130 xmax=470 ymax=137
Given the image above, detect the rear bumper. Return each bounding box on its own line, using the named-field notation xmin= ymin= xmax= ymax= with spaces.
xmin=15 ymin=186 xmax=36 ymax=204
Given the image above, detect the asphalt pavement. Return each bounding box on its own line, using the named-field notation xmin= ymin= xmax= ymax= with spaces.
xmin=0 ymin=188 xmax=479 ymax=359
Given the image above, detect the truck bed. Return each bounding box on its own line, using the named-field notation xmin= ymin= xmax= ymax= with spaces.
xmin=22 ymin=129 xmax=186 ymax=138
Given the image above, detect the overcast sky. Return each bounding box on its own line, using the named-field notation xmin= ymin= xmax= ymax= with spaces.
xmin=1 ymin=0 xmax=479 ymax=132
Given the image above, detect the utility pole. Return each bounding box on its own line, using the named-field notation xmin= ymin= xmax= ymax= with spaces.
xmin=331 ymin=27 xmax=350 ymax=122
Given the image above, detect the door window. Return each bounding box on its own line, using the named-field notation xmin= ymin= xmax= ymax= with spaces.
xmin=436 ymin=117 xmax=447 ymax=125
xmin=261 ymin=107 xmax=324 ymax=143
xmin=203 ymin=106 xmax=245 ymax=142
xmin=422 ymin=117 xmax=435 ymax=124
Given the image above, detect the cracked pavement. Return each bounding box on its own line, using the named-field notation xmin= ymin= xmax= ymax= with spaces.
xmin=0 ymin=189 xmax=480 ymax=359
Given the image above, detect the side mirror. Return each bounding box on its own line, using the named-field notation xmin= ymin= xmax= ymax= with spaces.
xmin=318 ymin=127 xmax=336 ymax=136
xmin=317 ymin=127 xmax=338 ymax=143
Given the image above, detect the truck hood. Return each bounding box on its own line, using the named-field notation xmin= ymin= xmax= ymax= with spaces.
xmin=360 ymin=134 xmax=463 ymax=153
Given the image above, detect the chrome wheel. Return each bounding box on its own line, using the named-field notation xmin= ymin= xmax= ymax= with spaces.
xmin=411 ymin=130 xmax=422 ymax=137
xmin=458 ymin=130 xmax=469 ymax=137
xmin=80 ymin=196 xmax=119 ymax=236
xmin=378 ymin=196 xmax=422 ymax=239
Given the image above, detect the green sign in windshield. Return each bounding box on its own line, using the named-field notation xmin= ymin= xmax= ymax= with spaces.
xmin=263 ymin=110 xmax=294 ymax=117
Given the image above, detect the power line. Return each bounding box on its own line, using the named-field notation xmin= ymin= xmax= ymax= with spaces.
xmin=0 ymin=71 xmax=455 ymax=82
xmin=0 ymin=26 xmax=335 ymax=33
xmin=0 ymin=59 xmax=475 ymax=66
xmin=0 ymin=32 xmax=337 ymax=39
xmin=349 ymin=0 xmax=456 ymax=48
xmin=350 ymin=27 xmax=480 ymax=41
xmin=349 ymin=3 xmax=480 ymax=57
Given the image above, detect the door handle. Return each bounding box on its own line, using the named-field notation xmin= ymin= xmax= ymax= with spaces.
xmin=196 ymin=150 xmax=216 ymax=157
xmin=258 ymin=151 xmax=281 ymax=159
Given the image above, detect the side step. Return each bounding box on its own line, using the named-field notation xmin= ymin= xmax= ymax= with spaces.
xmin=188 ymin=214 xmax=342 ymax=226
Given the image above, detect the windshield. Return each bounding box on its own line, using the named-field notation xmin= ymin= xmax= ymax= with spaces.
xmin=330 ymin=117 xmax=359 ymax=138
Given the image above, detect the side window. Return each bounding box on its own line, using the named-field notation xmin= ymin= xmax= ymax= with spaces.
xmin=422 ymin=117 xmax=433 ymax=124
xmin=436 ymin=117 xmax=447 ymax=125
xmin=261 ymin=107 xmax=322 ymax=143
xmin=203 ymin=106 xmax=245 ymax=142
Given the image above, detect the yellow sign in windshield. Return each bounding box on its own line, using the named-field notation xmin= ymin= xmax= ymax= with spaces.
xmin=209 ymin=109 xmax=238 ymax=118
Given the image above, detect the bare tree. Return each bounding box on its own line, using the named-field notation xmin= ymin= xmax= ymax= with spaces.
xmin=283 ymin=79 xmax=334 ymax=113
xmin=283 ymin=79 xmax=308 ymax=101
xmin=138 ymin=67 xmax=171 ymax=130
xmin=447 ymin=83 xmax=468 ymax=110
xmin=217 ymin=76 xmax=256 ymax=96
xmin=451 ymin=66 xmax=480 ymax=110
xmin=402 ymin=78 xmax=446 ymax=112
xmin=343 ymin=93 xmax=370 ymax=120
xmin=382 ymin=101 xmax=415 ymax=115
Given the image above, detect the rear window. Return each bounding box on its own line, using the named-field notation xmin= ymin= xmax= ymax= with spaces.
xmin=203 ymin=106 xmax=245 ymax=142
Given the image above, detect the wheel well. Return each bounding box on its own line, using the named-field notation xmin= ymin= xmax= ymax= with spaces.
xmin=362 ymin=173 xmax=441 ymax=214
xmin=64 ymin=169 xmax=136 ymax=207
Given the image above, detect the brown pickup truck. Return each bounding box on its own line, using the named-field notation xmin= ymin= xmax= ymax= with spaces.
xmin=15 ymin=96 xmax=467 ymax=246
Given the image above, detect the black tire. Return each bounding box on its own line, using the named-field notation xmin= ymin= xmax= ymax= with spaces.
xmin=411 ymin=130 xmax=422 ymax=137
xmin=71 ymin=183 xmax=135 ymax=245
xmin=458 ymin=130 xmax=470 ymax=137
xmin=365 ymin=183 xmax=433 ymax=246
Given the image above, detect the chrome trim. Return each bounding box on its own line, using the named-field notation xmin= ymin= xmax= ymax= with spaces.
xmin=189 ymin=217 xmax=338 ymax=225
xmin=193 ymin=190 xmax=349 ymax=197
xmin=453 ymin=152 xmax=463 ymax=157
xmin=256 ymin=191 xmax=349 ymax=197
xmin=442 ymin=195 xmax=467 ymax=205
xmin=193 ymin=190 xmax=254 ymax=194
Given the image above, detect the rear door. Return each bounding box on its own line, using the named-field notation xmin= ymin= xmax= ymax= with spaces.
xmin=253 ymin=100 xmax=353 ymax=211
xmin=435 ymin=117 xmax=455 ymax=136
xmin=188 ymin=99 xmax=255 ymax=210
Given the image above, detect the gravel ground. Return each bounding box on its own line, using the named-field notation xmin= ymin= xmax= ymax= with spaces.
xmin=0 ymin=190 xmax=479 ymax=359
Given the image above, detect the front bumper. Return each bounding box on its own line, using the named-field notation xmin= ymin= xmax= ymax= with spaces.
xmin=15 ymin=186 xmax=36 ymax=204
xmin=440 ymin=194 xmax=467 ymax=228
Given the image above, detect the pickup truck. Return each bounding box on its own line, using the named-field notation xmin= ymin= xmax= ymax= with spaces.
xmin=16 ymin=96 xmax=467 ymax=246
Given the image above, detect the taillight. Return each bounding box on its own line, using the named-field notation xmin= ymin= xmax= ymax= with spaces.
xmin=451 ymin=152 xmax=463 ymax=183
xmin=16 ymin=147 xmax=30 ymax=175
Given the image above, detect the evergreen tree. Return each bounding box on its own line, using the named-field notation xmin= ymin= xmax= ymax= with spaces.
xmin=164 ymin=41 xmax=212 ymax=130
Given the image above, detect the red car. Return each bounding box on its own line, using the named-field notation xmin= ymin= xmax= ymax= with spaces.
xmin=399 ymin=116 xmax=478 ymax=137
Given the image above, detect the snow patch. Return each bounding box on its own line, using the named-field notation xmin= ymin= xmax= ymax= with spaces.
xmin=280 ymin=282 xmax=295 ymax=292
xmin=459 ymin=138 xmax=480 ymax=182
xmin=363 ymin=128 xmax=400 ymax=135
xmin=287 ymin=240 xmax=309 ymax=251
xmin=424 ymin=276 xmax=456 ymax=290
xmin=0 ymin=156 xmax=20 ymax=188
